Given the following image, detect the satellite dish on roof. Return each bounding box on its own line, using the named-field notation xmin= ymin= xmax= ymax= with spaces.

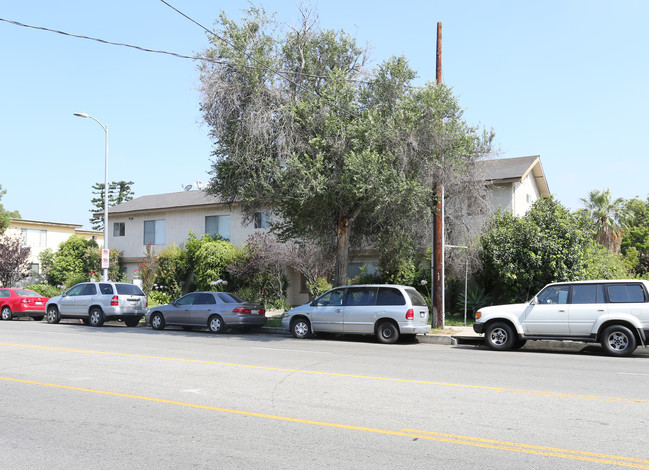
xmin=182 ymin=184 xmax=192 ymax=191
xmin=194 ymin=181 xmax=208 ymax=190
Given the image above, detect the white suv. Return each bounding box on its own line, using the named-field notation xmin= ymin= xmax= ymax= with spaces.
xmin=473 ymin=280 xmax=649 ymax=356
xmin=45 ymin=282 xmax=147 ymax=327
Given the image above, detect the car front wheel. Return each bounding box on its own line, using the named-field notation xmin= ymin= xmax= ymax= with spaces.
xmin=88 ymin=308 xmax=104 ymax=327
xmin=485 ymin=322 xmax=516 ymax=351
xmin=150 ymin=312 xmax=165 ymax=330
xmin=601 ymin=325 xmax=637 ymax=357
xmin=1 ymin=306 xmax=12 ymax=320
xmin=46 ymin=306 xmax=60 ymax=324
xmin=291 ymin=318 xmax=311 ymax=339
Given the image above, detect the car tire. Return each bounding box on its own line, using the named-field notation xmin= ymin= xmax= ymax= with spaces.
xmin=290 ymin=318 xmax=311 ymax=339
xmin=150 ymin=312 xmax=165 ymax=330
xmin=124 ymin=317 xmax=140 ymax=327
xmin=208 ymin=315 xmax=225 ymax=334
xmin=601 ymin=325 xmax=637 ymax=357
xmin=376 ymin=321 xmax=399 ymax=344
xmin=485 ymin=322 xmax=516 ymax=351
xmin=88 ymin=308 xmax=105 ymax=327
xmin=32 ymin=315 xmax=44 ymax=322
xmin=1 ymin=306 xmax=12 ymax=320
xmin=46 ymin=306 xmax=60 ymax=324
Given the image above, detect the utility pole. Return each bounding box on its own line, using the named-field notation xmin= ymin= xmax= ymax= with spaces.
xmin=432 ymin=22 xmax=445 ymax=329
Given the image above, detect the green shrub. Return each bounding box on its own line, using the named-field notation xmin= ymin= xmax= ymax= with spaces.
xmin=148 ymin=290 xmax=172 ymax=307
xmin=26 ymin=284 xmax=62 ymax=298
xmin=306 ymin=276 xmax=332 ymax=298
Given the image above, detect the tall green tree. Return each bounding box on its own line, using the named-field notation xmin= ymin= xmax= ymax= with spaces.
xmin=0 ymin=185 xmax=21 ymax=234
xmin=89 ymin=181 xmax=135 ymax=230
xmin=580 ymin=188 xmax=627 ymax=253
xmin=199 ymin=6 xmax=492 ymax=285
xmin=480 ymin=197 xmax=628 ymax=304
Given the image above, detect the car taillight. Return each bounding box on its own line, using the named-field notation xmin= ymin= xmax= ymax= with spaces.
xmin=22 ymin=298 xmax=31 ymax=304
xmin=259 ymin=309 xmax=265 ymax=315
xmin=111 ymin=295 xmax=119 ymax=306
xmin=233 ymin=306 xmax=251 ymax=313
xmin=146 ymin=298 xmax=148 ymax=308
xmin=406 ymin=308 xmax=414 ymax=320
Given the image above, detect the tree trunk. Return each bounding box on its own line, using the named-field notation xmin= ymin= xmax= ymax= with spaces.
xmin=334 ymin=215 xmax=351 ymax=286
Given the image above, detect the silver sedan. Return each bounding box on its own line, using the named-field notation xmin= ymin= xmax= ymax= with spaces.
xmin=146 ymin=291 xmax=266 ymax=333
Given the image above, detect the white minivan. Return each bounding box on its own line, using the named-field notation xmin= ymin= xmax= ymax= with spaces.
xmin=473 ymin=280 xmax=649 ymax=356
xmin=282 ymin=284 xmax=430 ymax=343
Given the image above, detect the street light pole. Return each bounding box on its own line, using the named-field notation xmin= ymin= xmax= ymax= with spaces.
xmin=74 ymin=112 xmax=109 ymax=282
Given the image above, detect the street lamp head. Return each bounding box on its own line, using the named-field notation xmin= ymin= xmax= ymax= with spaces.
xmin=73 ymin=112 xmax=89 ymax=118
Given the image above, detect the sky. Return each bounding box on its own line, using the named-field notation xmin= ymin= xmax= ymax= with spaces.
xmin=1 ymin=0 xmax=648 ymax=230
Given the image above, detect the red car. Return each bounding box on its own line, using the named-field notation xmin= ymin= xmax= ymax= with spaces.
xmin=0 ymin=288 xmax=49 ymax=321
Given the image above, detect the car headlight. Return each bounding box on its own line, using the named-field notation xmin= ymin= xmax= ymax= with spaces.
xmin=475 ymin=311 xmax=482 ymax=320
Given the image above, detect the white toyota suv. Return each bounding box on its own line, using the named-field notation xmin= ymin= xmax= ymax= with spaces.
xmin=473 ymin=280 xmax=649 ymax=356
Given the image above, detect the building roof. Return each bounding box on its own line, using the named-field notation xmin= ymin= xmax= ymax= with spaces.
xmin=99 ymin=190 xmax=223 ymax=216
xmin=479 ymin=155 xmax=550 ymax=197
xmin=10 ymin=218 xmax=82 ymax=229
xmin=102 ymin=156 xmax=550 ymax=217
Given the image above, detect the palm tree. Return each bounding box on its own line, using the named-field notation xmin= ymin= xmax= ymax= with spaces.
xmin=580 ymin=189 xmax=627 ymax=252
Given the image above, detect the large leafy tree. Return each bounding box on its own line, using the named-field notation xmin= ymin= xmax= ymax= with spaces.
xmin=580 ymin=188 xmax=627 ymax=253
xmin=0 ymin=185 xmax=21 ymax=234
xmin=199 ymin=6 xmax=491 ymax=285
xmin=89 ymin=181 xmax=135 ymax=230
xmin=620 ymin=197 xmax=649 ymax=275
xmin=480 ymin=197 xmax=628 ymax=304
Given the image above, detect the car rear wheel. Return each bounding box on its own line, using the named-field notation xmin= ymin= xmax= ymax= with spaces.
xmin=485 ymin=322 xmax=516 ymax=351
xmin=88 ymin=308 xmax=105 ymax=327
xmin=1 ymin=306 xmax=12 ymax=320
xmin=376 ymin=321 xmax=399 ymax=344
xmin=124 ymin=317 xmax=140 ymax=327
xmin=208 ymin=315 xmax=225 ymax=334
xmin=601 ymin=325 xmax=637 ymax=357
xmin=150 ymin=312 xmax=165 ymax=330
xmin=290 ymin=318 xmax=311 ymax=339
xmin=46 ymin=306 xmax=60 ymax=324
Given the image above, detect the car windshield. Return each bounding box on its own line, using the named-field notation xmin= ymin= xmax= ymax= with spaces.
xmin=115 ymin=284 xmax=145 ymax=296
xmin=15 ymin=289 xmax=40 ymax=297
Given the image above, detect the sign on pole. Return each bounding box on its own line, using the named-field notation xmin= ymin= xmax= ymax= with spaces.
xmin=101 ymin=248 xmax=110 ymax=269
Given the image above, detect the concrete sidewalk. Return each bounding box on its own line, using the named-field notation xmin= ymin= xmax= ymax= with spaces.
xmin=419 ymin=326 xmax=482 ymax=345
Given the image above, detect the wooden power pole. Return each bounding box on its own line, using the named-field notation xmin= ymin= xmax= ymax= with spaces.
xmin=432 ymin=22 xmax=444 ymax=329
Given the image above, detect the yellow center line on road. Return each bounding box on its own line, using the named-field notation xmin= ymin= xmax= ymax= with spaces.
xmin=402 ymin=429 xmax=649 ymax=468
xmin=0 ymin=375 xmax=647 ymax=469
xmin=1 ymin=342 xmax=647 ymax=405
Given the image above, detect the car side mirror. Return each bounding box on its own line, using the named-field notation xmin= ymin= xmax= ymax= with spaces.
xmin=530 ymin=297 xmax=537 ymax=305
xmin=310 ymin=300 xmax=316 ymax=306
xmin=62 ymin=291 xmax=68 ymax=297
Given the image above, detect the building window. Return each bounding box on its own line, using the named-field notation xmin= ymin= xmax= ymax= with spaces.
xmin=29 ymin=263 xmax=39 ymax=274
xmin=143 ymin=219 xmax=165 ymax=245
xmin=205 ymin=215 xmax=230 ymax=241
xmin=113 ymin=222 xmax=125 ymax=237
xmin=254 ymin=211 xmax=271 ymax=229
xmin=21 ymin=229 xmax=47 ymax=248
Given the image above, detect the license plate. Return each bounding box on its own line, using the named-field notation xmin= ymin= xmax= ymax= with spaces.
xmin=36 ymin=301 xmax=43 ymax=305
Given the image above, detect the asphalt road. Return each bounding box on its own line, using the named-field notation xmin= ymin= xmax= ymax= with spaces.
xmin=2 ymin=319 xmax=649 ymax=469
